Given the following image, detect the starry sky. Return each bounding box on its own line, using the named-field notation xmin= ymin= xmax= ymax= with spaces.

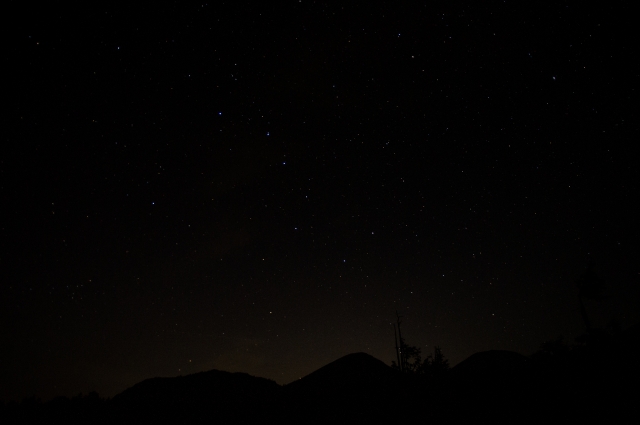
xmin=2 ymin=1 xmax=638 ymax=401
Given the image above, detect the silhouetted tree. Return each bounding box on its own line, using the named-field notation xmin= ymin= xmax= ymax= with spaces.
xmin=415 ymin=346 xmax=450 ymax=380
xmin=403 ymin=345 xmax=424 ymax=374
xmin=392 ymin=312 xmax=404 ymax=372
xmin=391 ymin=313 xmax=449 ymax=378
xmin=392 ymin=311 xmax=418 ymax=373
xmin=431 ymin=346 xmax=449 ymax=375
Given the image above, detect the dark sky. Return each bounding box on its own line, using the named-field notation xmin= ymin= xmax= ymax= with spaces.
xmin=3 ymin=1 xmax=638 ymax=401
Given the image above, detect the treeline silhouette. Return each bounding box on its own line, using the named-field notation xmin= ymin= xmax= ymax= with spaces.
xmin=391 ymin=310 xmax=450 ymax=379
xmin=2 ymin=321 xmax=638 ymax=424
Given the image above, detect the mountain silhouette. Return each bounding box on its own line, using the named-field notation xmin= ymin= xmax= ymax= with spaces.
xmin=112 ymin=369 xmax=280 ymax=403
xmin=107 ymin=353 xmax=403 ymax=425
xmin=282 ymin=352 xmax=407 ymax=424
xmin=109 ymin=369 xmax=282 ymax=424
xmin=285 ymin=352 xmax=400 ymax=395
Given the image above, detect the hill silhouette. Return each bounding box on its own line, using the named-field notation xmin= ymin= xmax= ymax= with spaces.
xmin=106 ymin=353 xmax=404 ymax=425
xmin=3 ymin=331 xmax=638 ymax=424
xmin=112 ymin=369 xmax=280 ymax=406
xmin=109 ymin=369 xmax=282 ymax=424
xmin=285 ymin=352 xmax=400 ymax=395
xmin=283 ymin=352 xmax=404 ymax=424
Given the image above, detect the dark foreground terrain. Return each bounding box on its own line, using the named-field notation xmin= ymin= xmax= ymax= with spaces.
xmin=3 ymin=325 xmax=638 ymax=424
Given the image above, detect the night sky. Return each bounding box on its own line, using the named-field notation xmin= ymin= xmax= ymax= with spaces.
xmin=3 ymin=2 xmax=638 ymax=401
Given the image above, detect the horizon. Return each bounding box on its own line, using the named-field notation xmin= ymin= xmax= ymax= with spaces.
xmin=4 ymin=324 xmax=635 ymax=402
